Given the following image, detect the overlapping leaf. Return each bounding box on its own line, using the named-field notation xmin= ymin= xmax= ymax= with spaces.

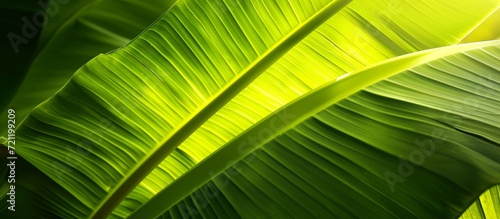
xmin=118 ymin=0 xmax=500 ymax=217
xmin=132 ymin=41 xmax=500 ymax=218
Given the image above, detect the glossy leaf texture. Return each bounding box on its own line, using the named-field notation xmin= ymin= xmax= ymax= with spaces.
xmin=14 ymin=0 xmax=351 ymax=218
xmin=132 ymin=41 xmax=500 ymax=219
xmin=118 ymin=0 xmax=500 ymax=217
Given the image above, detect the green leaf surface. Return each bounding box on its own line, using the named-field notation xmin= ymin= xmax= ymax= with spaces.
xmin=132 ymin=40 xmax=500 ymax=218
xmin=14 ymin=0 xmax=351 ymax=218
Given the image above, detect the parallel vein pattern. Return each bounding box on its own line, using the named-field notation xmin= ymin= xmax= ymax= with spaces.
xmin=15 ymin=0 xmax=350 ymax=217
xmin=118 ymin=0 xmax=500 ymax=217
xmin=132 ymin=42 xmax=500 ymax=218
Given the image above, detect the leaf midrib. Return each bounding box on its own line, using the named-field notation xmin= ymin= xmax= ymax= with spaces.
xmin=90 ymin=0 xmax=352 ymax=217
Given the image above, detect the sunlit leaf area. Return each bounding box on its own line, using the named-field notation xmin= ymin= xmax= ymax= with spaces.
xmin=1 ymin=0 xmax=499 ymax=218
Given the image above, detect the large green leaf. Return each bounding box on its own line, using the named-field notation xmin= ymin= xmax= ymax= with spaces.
xmin=117 ymin=0 xmax=500 ymax=217
xmin=14 ymin=0 xmax=351 ymax=218
xmin=131 ymin=40 xmax=500 ymax=218
xmin=0 ymin=0 xmax=177 ymax=136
